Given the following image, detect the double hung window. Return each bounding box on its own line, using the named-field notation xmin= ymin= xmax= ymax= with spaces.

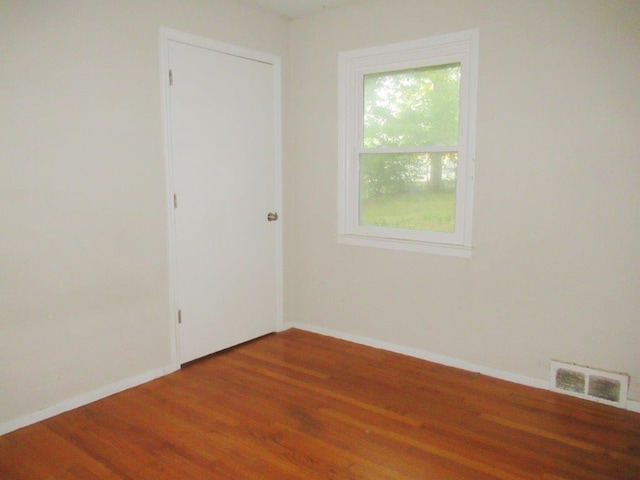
xmin=338 ymin=30 xmax=479 ymax=257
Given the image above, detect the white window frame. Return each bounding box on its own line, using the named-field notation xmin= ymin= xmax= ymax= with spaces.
xmin=338 ymin=29 xmax=479 ymax=258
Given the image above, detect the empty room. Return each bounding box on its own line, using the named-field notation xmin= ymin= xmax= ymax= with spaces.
xmin=1 ymin=0 xmax=639 ymax=478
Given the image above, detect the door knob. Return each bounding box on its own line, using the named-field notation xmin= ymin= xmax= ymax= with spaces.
xmin=267 ymin=212 xmax=278 ymax=222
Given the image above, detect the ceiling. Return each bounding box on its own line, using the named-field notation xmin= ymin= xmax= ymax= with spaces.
xmin=239 ymin=0 xmax=358 ymax=18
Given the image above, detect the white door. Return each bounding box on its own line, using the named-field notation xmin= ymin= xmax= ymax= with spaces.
xmin=166 ymin=37 xmax=281 ymax=364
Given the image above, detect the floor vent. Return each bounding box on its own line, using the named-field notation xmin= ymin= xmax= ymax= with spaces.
xmin=550 ymin=360 xmax=629 ymax=408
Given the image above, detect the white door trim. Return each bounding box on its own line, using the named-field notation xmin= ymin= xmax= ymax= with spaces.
xmin=159 ymin=28 xmax=283 ymax=370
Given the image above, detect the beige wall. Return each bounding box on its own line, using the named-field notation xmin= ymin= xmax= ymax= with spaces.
xmin=0 ymin=0 xmax=287 ymax=426
xmin=2 ymin=0 xmax=639 ymax=430
xmin=285 ymin=0 xmax=640 ymax=400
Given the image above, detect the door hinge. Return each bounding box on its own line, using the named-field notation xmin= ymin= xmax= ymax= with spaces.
xmin=173 ymin=193 xmax=178 ymax=209
xmin=178 ymin=309 xmax=182 ymax=324
xmin=169 ymin=69 xmax=173 ymax=86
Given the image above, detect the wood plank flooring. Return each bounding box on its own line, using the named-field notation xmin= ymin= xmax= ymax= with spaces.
xmin=1 ymin=328 xmax=639 ymax=479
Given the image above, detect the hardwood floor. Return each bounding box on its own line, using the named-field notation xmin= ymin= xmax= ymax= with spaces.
xmin=1 ymin=328 xmax=639 ymax=479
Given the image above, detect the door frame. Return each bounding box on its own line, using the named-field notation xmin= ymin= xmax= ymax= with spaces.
xmin=159 ymin=28 xmax=283 ymax=370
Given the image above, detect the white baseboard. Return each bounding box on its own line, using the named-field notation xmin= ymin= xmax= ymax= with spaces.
xmin=628 ymin=400 xmax=640 ymax=413
xmin=283 ymin=322 xmax=640 ymax=413
xmin=0 ymin=364 xmax=177 ymax=436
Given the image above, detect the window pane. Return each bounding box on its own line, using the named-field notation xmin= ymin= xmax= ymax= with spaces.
xmin=359 ymin=152 xmax=457 ymax=232
xmin=363 ymin=64 xmax=460 ymax=148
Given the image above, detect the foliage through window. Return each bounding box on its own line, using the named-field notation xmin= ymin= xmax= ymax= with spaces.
xmin=338 ymin=31 xmax=478 ymax=256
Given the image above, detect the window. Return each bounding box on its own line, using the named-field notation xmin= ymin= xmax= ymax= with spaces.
xmin=338 ymin=30 xmax=478 ymax=257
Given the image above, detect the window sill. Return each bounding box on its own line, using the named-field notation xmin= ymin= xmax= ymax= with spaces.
xmin=337 ymin=233 xmax=472 ymax=258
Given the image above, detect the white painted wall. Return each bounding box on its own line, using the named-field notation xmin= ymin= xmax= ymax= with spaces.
xmin=0 ymin=0 xmax=287 ymax=428
xmin=284 ymin=0 xmax=640 ymax=401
